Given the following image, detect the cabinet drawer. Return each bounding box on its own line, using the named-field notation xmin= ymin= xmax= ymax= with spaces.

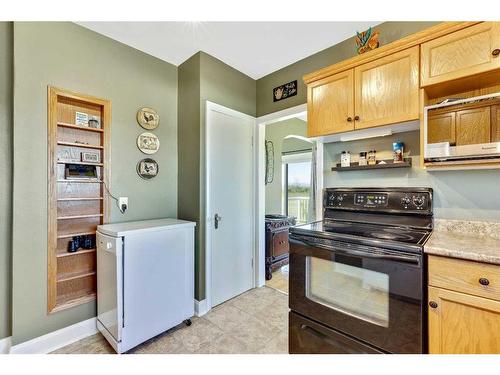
xmin=428 ymin=255 xmax=500 ymax=301
xmin=272 ymin=230 xmax=289 ymax=258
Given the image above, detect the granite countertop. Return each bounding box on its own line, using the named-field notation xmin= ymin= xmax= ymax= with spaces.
xmin=425 ymin=219 xmax=500 ymax=265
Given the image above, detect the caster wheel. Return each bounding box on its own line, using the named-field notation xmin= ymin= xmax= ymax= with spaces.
xmin=184 ymin=319 xmax=192 ymax=326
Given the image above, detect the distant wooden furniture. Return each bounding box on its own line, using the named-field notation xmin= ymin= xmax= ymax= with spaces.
xmin=428 ymin=255 xmax=500 ymax=354
xmin=47 ymin=87 xmax=111 ymax=313
xmin=421 ymin=22 xmax=500 ymax=88
xmin=264 ymin=215 xmax=295 ymax=280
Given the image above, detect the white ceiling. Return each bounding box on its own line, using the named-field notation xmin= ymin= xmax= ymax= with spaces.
xmin=77 ymin=22 xmax=380 ymax=79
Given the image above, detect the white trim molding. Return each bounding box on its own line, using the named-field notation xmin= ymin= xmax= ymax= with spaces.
xmin=0 ymin=336 xmax=12 ymax=354
xmin=194 ymin=299 xmax=209 ymax=317
xmin=9 ymin=317 xmax=97 ymax=354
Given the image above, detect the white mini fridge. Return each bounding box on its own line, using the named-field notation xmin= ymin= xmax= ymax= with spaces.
xmin=96 ymin=218 xmax=196 ymax=353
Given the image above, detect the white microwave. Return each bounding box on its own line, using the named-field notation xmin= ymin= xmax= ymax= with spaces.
xmin=423 ymin=92 xmax=500 ymax=162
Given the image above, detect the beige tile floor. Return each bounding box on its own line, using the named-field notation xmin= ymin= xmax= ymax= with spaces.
xmin=51 ymin=286 xmax=289 ymax=354
xmin=265 ymin=264 xmax=289 ymax=294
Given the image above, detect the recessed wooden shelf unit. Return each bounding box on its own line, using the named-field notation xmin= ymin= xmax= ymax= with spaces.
xmin=48 ymin=86 xmax=111 ymax=313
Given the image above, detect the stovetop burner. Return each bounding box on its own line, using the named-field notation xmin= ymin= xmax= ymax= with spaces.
xmin=323 ymin=221 xmax=429 ymax=245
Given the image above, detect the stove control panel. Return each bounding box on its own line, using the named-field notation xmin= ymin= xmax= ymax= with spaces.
xmin=324 ymin=188 xmax=432 ymax=215
xmin=354 ymin=193 xmax=388 ymax=207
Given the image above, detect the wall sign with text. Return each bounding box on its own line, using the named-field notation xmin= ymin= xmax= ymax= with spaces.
xmin=273 ymin=80 xmax=297 ymax=102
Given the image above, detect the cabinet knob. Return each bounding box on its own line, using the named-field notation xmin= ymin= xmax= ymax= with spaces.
xmin=354 ymin=115 xmax=360 ymax=121
xmin=429 ymin=301 xmax=438 ymax=309
xmin=492 ymin=49 xmax=500 ymax=57
xmin=479 ymin=277 xmax=490 ymax=286
xmin=347 ymin=117 xmax=353 ymax=122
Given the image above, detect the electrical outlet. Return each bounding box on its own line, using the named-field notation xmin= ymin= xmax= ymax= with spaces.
xmin=118 ymin=197 xmax=128 ymax=213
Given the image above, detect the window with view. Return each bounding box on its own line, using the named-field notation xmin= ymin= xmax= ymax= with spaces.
xmin=285 ymin=161 xmax=311 ymax=224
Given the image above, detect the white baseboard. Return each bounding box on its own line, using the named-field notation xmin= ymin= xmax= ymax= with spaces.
xmin=194 ymin=299 xmax=209 ymax=317
xmin=0 ymin=336 xmax=12 ymax=354
xmin=9 ymin=317 xmax=98 ymax=354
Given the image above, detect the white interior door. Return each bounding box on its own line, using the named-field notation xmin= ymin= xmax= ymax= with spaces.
xmin=207 ymin=102 xmax=255 ymax=307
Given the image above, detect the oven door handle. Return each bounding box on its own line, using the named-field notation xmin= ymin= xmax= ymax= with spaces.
xmin=293 ymin=236 xmax=420 ymax=265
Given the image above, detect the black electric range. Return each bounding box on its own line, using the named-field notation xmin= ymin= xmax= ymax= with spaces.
xmin=288 ymin=187 xmax=433 ymax=354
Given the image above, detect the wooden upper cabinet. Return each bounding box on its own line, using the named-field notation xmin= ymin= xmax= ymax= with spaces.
xmin=428 ymin=286 xmax=500 ymax=354
xmin=456 ymin=106 xmax=491 ymax=145
xmin=353 ymin=46 xmax=419 ymax=130
xmin=428 ymin=112 xmax=456 ymax=145
xmin=421 ymin=22 xmax=500 ymax=87
xmin=307 ymin=70 xmax=354 ymax=137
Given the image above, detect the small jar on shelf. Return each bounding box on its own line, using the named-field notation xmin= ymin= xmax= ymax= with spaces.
xmin=358 ymin=151 xmax=368 ymax=166
xmin=368 ymin=150 xmax=377 ymax=165
xmin=340 ymin=151 xmax=351 ymax=167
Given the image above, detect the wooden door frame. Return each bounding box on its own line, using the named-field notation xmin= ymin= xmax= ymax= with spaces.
xmin=204 ymin=101 xmax=257 ymax=312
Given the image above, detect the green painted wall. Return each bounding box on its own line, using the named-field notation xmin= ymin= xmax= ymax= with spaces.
xmin=0 ymin=21 xmax=13 ymax=340
xmin=178 ymin=53 xmax=202 ymax=300
xmin=324 ymin=131 xmax=500 ymax=221
xmin=178 ymin=51 xmax=256 ymax=301
xmin=256 ymin=22 xmax=440 ymax=116
xmin=12 ymin=22 xmax=178 ymax=345
xmin=265 ymin=118 xmax=309 ymax=215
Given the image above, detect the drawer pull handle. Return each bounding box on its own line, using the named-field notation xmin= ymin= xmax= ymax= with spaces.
xmin=492 ymin=49 xmax=500 ymax=57
xmin=429 ymin=301 xmax=438 ymax=309
xmin=479 ymin=278 xmax=490 ymax=286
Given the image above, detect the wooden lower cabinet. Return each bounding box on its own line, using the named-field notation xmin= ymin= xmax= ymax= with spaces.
xmin=428 ymin=286 xmax=500 ymax=354
xmin=428 ymin=255 xmax=500 ymax=354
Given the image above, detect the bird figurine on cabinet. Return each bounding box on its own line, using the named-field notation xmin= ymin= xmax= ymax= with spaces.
xmin=355 ymin=27 xmax=380 ymax=54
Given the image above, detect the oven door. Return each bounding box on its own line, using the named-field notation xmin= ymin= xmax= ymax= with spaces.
xmin=289 ymin=233 xmax=424 ymax=354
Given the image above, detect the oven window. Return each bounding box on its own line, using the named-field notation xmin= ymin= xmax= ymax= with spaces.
xmin=306 ymin=256 xmax=389 ymax=327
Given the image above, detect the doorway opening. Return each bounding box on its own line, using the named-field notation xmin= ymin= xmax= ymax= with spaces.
xmin=256 ymin=104 xmax=323 ymax=295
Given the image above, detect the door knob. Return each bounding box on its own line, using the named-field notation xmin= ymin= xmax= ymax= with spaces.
xmin=479 ymin=277 xmax=490 ymax=286
xmin=492 ymin=49 xmax=500 ymax=57
xmin=354 ymin=115 xmax=360 ymax=121
xmin=429 ymin=301 xmax=438 ymax=309
xmin=347 ymin=117 xmax=353 ymax=122
xmin=214 ymin=213 xmax=222 ymax=229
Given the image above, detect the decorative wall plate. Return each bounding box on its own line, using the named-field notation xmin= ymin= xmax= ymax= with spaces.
xmin=137 ymin=158 xmax=159 ymax=180
xmin=137 ymin=107 xmax=160 ymax=130
xmin=137 ymin=132 xmax=160 ymax=155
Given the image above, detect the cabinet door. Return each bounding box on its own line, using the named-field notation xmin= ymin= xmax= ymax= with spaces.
xmin=354 ymin=46 xmax=419 ymax=130
xmin=456 ymin=106 xmax=491 ymax=145
xmin=428 ymin=286 xmax=500 ymax=354
xmin=421 ymin=22 xmax=500 ymax=87
xmin=307 ymin=70 xmax=354 ymax=137
xmin=428 ymin=112 xmax=456 ymax=145
xmin=492 ymin=105 xmax=500 ymax=142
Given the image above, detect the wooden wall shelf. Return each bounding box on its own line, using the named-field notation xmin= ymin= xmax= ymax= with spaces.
xmin=57 ymin=122 xmax=104 ymax=132
xmin=48 ymin=86 xmax=110 ymax=313
xmin=56 ymin=248 xmax=96 ymax=258
xmin=331 ymin=158 xmax=412 ymax=172
xmin=57 ymin=160 xmax=104 ymax=166
xmin=57 ymin=141 xmax=104 ymax=149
